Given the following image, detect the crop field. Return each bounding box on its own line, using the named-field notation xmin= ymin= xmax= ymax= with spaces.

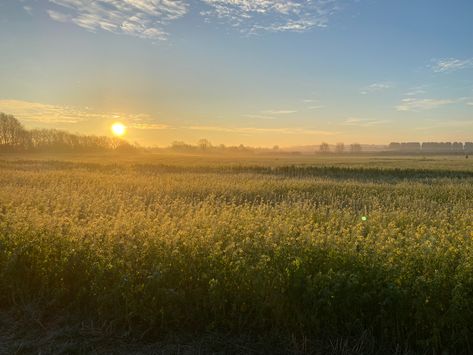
xmin=0 ymin=154 xmax=472 ymax=353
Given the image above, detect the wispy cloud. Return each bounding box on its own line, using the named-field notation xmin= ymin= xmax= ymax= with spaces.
xmin=47 ymin=10 xmax=70 ymax=23
xmin=46 ymin=0 xmax=188 ymax=40
xmin=395 ymin=98 xmax=458 ymax=111
xmin=261 ymin=109 xmax=297 ymax=115
xmin=431 ymin=58 xmax=473 ymax=73
xmin=200 ymin=0 xmax=343 ymax=34
xmin=131 ymin=123 xmax=169 ymax=130
xmin=414 ymin=119 xmax=473 ymax=131
xmin=301 ymin=98 xmax=323 ymax=110
xmin=244 ymin=109 xmax=297 ymax=120
xmin=0 ymin=99 xmax=166 ymax=129
xmin=342 ymin=117 xmax=389 ymax=127
xmin=35 ymin=1 xmax=349 ymax=39
xmin=404 ymin=86 xmax=427 ymax=96
xmin=0 ymin=99 xmax=91 ymax=123
xmin=308 ymin=105 xmax=323 ymax=110
xmin=243 ymin=114 xmax=276 ymax=120
xmin=186 ymin=125 xmax=337 ymax=136
xmin=360 ymin=82 xmax=393 ymax=95
xmin=23 ymin=5 xmax=33 ymax=15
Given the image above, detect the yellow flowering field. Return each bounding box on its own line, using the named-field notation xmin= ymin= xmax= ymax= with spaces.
xmin=0 ymin=156 xmax=472 ymax=352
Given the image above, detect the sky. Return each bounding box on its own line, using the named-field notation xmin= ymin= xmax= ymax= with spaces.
xmin=0 ymin=0 xmax=472 ymax=147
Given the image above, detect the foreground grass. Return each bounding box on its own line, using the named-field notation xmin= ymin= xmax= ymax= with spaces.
xmin=0 ymin=155 xmax=472 ymax=353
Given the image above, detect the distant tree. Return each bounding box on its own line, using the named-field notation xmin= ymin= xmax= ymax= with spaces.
xmin=0 ymin=113 xmax=29 ymax=151
xmin=114 ymin=139 xmax=136 ymax=153
xmin=171 ymin=141 xmax=185 ymax=149
xmin=350 ymin=143 xmax=362 ymax=153
xmin=198 ymin=138 xmax=212 ymax=151
xmin=319 ymin=142 xmax=330 ymax=153
xmin=0 ymin=113 xmax=139 ymax=153
xmin=172 ymin=141 xmax=185 ymax=148
xmin=171 ymin=141 xmax=195 ymax=152
xmin=273 ymin=145 xmax=279 ymax=151
xmin=335 ymin=142 xmax=344 ymax=153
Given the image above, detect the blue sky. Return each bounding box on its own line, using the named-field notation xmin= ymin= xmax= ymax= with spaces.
xmin=0 ymin=0 xmax=472 ymax=146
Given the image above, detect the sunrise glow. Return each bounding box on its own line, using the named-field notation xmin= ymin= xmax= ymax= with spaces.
xmin=111 ymin=122 xmax=126 ymax=137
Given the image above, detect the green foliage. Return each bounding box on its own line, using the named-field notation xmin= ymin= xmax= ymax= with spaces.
xmin=0 ymin=157 xmax=472 ymax=351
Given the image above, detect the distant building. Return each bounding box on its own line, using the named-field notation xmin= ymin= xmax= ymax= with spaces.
xmin=465 ymin=142 xmax=473 ymax=153
xmin=422 ymin=142 xmax=452 ymax=152
xmin=400 ymin=142 xmax=421 ymax=152
xmin=388 ymin=141 xmax=471 ymax=153
xmin=452 ymin=142 xmax=464 ymax=152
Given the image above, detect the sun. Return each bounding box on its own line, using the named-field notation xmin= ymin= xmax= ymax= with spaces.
xmin=111 ymin=122 xmax=126 ymax=137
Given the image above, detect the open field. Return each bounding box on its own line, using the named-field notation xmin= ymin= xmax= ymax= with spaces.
xmin=1 ymin=153 xmax=472 ymax=353
xmin=2 ymin=151 xmax=473 ymax=170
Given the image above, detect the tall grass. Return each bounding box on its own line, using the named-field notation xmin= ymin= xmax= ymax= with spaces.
xmin=0 ymin=158 xmax=472 ymax=351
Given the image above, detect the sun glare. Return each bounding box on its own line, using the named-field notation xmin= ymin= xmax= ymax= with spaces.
xmin=111 ymin=122 xmax=126 ymax=137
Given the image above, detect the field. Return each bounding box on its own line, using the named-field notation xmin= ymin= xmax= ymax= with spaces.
xmin=0 ymin=153 xmax=472 ymax=354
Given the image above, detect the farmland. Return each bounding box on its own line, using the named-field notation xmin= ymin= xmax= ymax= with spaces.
xmin=0 ymin=153 xmax=472 ymax=353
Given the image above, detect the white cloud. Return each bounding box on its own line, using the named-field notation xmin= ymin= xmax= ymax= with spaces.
xmin=360 ymin=82 xmax=393 ymax=95
xmin=261 ymin=109 xmax=297 ymax=115
xmin=396 ymin=98 xmax=457 ymax=111
xmin=431 ymin=58 xmax=473 ymax=73
xmin=186 ymin=125 xmax=337 ymax=135
xmin=244 ymin=114 xmax=276 ymax=120
xmin=39 ymin=0 xmax=349 ymax=39
xmin=342 ymin=117 xmax=389 ymax=127
xmin=301 ymin=98 xmax=323 ymax=109
xmin=47 ymin=9 xmax=70 ymax=23
xmin=244 ymin=109 xmax=297 ymax=120
xmin=0 ymin=99 xmax=166 ymax=130
xmin=0 ymin=99 xmax=91 ymax=123
xmin=23 ymin=5 xmax=33 ymax=15
xmin=414 ymin=119 xmax=473 ymax=131
xmin=404 ymin=86 xmax=427 ymax=96
xmin=132 ymin=123 xmax=169 ymax=130
xmin=200 ymin=0 xmax=342 ymax=34
xmin=47 ymin=0 xmax=188 ymax=40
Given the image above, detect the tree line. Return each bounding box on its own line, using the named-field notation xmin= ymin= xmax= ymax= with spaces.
xmin=167 ymin=139 xmax=260 ymax=154
xmin=319 ymin=142 xmax=362 ymax=153
xmin=0 ymin=113 xmax=135 ymax=153
xmin=3 ymin=112 xmax=471 ymax=155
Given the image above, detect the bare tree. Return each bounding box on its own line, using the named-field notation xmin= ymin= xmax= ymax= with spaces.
xmin=0 ymin=113 xmax=139 ymax=153
xmin=198 ymin=138 xmax=212 ymax=151
xmin=319 ymin=142 xmax=330 ymax=153
xmin=335 ymin=142 xmax=345 ymax=153
xmin=0 ymin=113 xmax=29 ymax=151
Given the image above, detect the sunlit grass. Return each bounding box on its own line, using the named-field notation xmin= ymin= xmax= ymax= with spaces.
xmin=0 ymin=155 xmax=472 ymax=352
